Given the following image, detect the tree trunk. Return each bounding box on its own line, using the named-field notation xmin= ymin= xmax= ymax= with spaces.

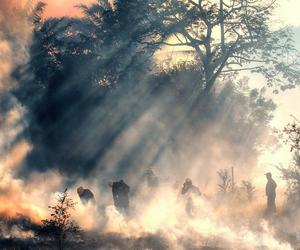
xmin=204 ymin=78 xmax=214 ymax=94
xmin=203 ymin=65 xmax=215 ymax=94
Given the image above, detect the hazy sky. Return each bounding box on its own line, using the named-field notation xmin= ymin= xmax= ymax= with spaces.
xmin=36 ymin=0 xmax=94 ymax=17
xmin=36 ymin=0 xmax=300 ymax=22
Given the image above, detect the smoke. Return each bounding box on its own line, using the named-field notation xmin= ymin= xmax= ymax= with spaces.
xmin=0 ymin=0 xmax=31 ymax=212
xmin=0 ymin=1 xmax=66 ymax=222
xmin=72 ymin=185 xmax=292 ymax=250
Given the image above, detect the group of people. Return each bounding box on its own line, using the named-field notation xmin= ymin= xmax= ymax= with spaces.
xmin=77 ymin=179 xmax=130 ymax=215
xmin=76 ymin=169 xmax=278 ymax=217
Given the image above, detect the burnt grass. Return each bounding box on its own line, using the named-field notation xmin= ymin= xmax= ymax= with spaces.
xmin=0 ymin=215 xmax=225 ymax=250
xmin=0 ymin=231 xmax=225 ymax=250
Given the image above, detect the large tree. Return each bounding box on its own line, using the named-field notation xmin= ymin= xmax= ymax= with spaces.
xmin=157 ymin=0 xmax=300 ymax=93
xmin=12 ymin=1 xmax=278 ymax=178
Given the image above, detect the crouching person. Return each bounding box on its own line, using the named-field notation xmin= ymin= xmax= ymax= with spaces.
xmin=77 ymin=186 xmax=96 ymax=205
xmin=109 ymin=179 xmax=130 ymax=216
xmin=181 ymin=178 xmax=201 ymax=217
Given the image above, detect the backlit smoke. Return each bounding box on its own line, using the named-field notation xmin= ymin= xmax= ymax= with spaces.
xmin=0 ymin=0 xmax=53 ymax=222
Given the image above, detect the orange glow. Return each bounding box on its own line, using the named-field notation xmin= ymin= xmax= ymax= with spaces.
xmin=38 ymin=0 xmax=95 ymax=18
xmin=6 ymin=0 xmax=95 ymax=18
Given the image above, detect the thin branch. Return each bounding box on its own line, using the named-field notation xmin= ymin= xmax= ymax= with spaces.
xmin=163 ymin=42 xmax=193 ymax=47
xmin=221 ymin=66 xmax=262 ymax=73
xmin=231 ymin=55 xmax=269 ymax=63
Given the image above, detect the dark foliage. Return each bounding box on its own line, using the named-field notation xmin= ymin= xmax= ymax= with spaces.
xmin=36 ymin=189 xmax=80 ymax=250
xmin=153 ymin=0 xmax=300 ymax=93
xmin=283 ymin=121 xmax=300 ymax=152
xmin=11 ymin=1 xmax=276 ymax=182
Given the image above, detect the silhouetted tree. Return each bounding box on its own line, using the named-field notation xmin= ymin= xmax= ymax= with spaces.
xmin=78 ymin=0 xmax=172 ymax=85
xmin=13 ymin=1 xmax=277 ymax=179
xmin=279 ymin=153 xmax=300 ymax=205
xmin=283 ymin=121 xmax=300 ymax=152
xmin=157 ymin=0 xmax=300 ymax=93
xmin=217 ymin=169 xmax=231 ymax=194
xmin=36 ymin=189 xmax=80 ymax=250
xmin=13 ymin=0 xmax=169 ymax=175
xmin=241 ymin=180 xmax=256 ymax=201
xmin=277 ymin=119 xmax=300 ymax=206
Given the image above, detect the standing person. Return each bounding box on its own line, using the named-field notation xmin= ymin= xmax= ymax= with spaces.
xmin=181 ymin=178 xmax=201 ymax=217
xmin=109 ymin=179 xmax=130 ymax=215
xmin=265 ymin=172 xmax=277 ymax=215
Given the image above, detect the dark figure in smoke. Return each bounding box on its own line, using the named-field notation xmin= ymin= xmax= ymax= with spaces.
xmin=109 ymin=180 xmax=130 ymax=215
xmin=77 ymin=186 xmax=95 ymax=205
xmin=145 ymin=168 xmax=159 ymax=189
xmin=265 ymin=172 xmax=277 ymax=215
xmin=181 ymin=178 xmax=201 ymax=217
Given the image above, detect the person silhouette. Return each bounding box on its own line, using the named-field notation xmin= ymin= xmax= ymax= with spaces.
xmin=265 ymin=172 xmax=277 ymax=215
xmin=77 ymin=186 xmax=95 ymax=205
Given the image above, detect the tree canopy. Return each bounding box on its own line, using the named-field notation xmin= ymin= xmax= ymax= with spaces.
xmin=11 ymin=0 xmax=292 ymax=177
xmin=156 ymin=0 xmax=300 ymax=93
xmin=22 ymin=0 xmax=300 ymax=94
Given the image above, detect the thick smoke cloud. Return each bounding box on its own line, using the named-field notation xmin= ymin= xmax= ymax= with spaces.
xmin=0 ymin=1 xmax=31 ymax=151
xmin=0 ymin=0 xmax=66 ymax=223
